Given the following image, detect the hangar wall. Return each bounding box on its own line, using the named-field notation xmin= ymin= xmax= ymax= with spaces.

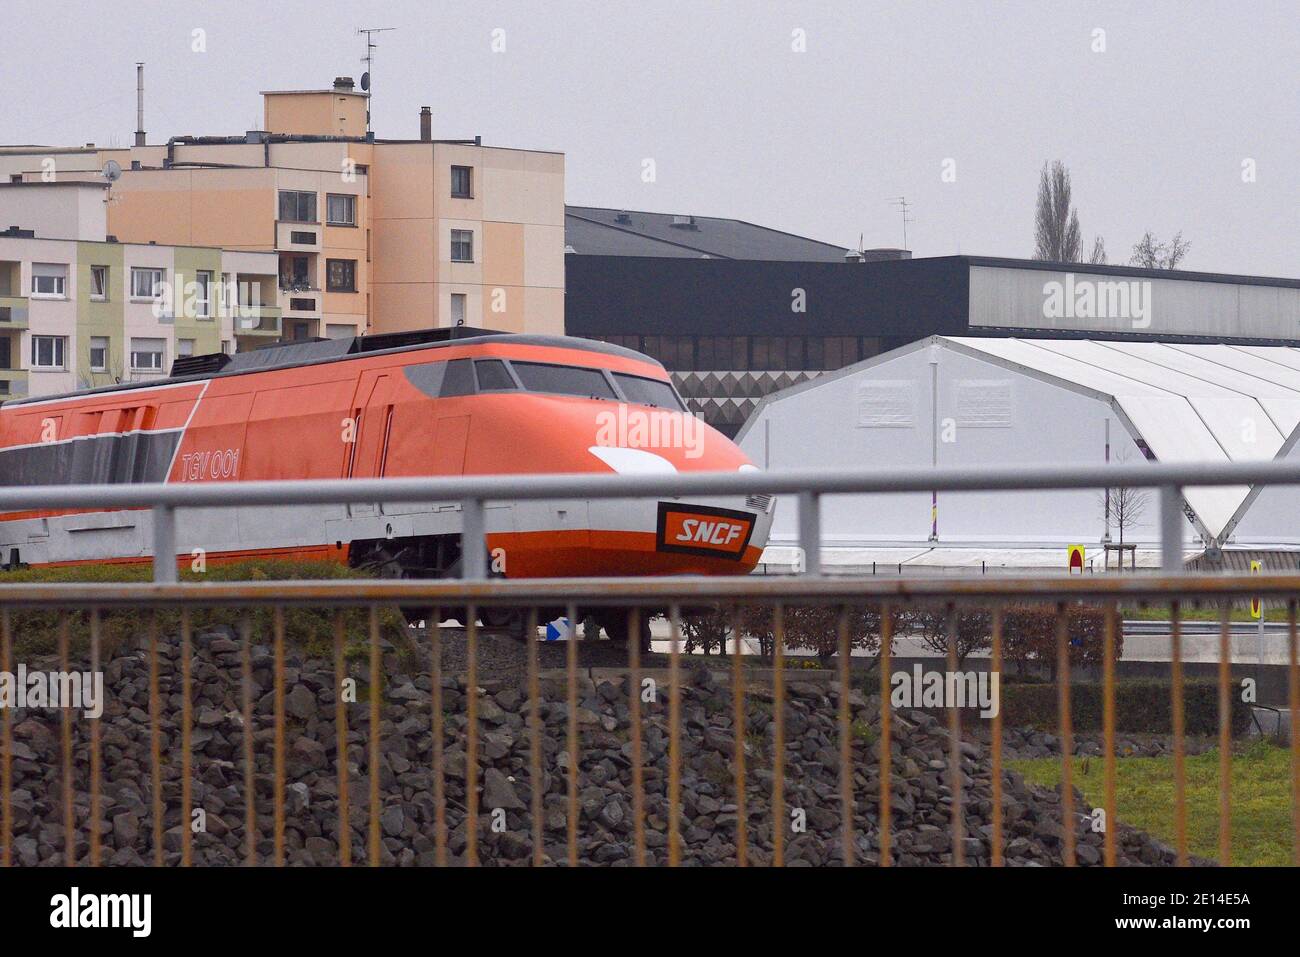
xmin=737 ymin=340 xmax=1153 ymax=547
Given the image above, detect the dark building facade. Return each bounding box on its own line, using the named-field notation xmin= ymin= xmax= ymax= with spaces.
xmin=564 ymin=207 xmax=1300 ymax=436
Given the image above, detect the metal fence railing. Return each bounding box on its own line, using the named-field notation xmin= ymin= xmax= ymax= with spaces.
xmin=1 ymin=460 xmax=1299 ymax=867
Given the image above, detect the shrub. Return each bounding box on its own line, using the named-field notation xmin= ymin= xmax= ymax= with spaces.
xmin=736 ymin=603 xmax=885 ymax=661
xmin=1001 ymin=603 xmax=1117 ymax=678
xmin=905 ymin=606 xmax=993 ymax=665
xmin=1002 ymin=679 xmax=1251 ymax=737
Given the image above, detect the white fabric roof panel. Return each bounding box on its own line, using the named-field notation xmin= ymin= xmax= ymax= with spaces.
xmin=943 ymin=337 xmax=1300 ymax=539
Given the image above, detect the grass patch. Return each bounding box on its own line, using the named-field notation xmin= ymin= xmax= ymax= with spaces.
xmin=0 ymin=559 xmax=408 ymax=663
xmin=1010 ymin=740 xmax=1295 ymax=866
xmin=1122 ymin=605 xmax=1288 ymax=622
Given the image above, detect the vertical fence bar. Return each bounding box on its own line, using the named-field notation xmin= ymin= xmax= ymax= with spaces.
xmin=59 ymin=614 xmax=74 ymax=866
xmin=626 ymin=607 xmax=645 ymax=867
xmin=797 ymin=491 xmax=821 ymax=576
xmin=1171 ymin=600 xmax=1187 ymax=866
xmin=0 ymin=609 xmax=9 ymax=868
xmin=946 ymin=604 xmax=964 ymax=866
xmin=991 ymin=606 xmax=1004 ymax=867
xmin=273 ymin=606 xmax=286 ymax=867
xmin=333 ymin=610 xmax=351 ymax=867
xmin=670 ymin=605 xmax=691 ymax=868
xmin=1289 ymin=600 xmax=1299 ymax=867
xmin=1102 ymin=603 xmax=1118 ymax=868
xmin=466 ymin=603 xmax=480 ymax=867
xmin=772 ymin=603 xmax=785 ymax=867
xmin=240 ymin=616 xmax=255 ymax=866
xmin=731 ymin=605 xmax=747 ymax=867
xmin=526 ymin=607 xmax=543 ymax=867
xmin=1159 ymin=485 xmax=1183 ymax=572
xmin=153 ymin=504 xmax=177 ymax=584
xmin=565 ymin=602 xmax=579 ymax=867
xmin=1218 ymin=603 xmax=1232 ymax=866
xmin=180 ymin=607 xmax=193 ymax=867
xmin=368 ymin=605 xmax=381 ymax=868
xmin=878 ymin=604 xmax=893 ymax=867
xmin=430 ymin=607 xmax=446 ymax=867
xmin=149 ymin=610 xmax=163 ymax=866
xmin=89 ymin=608 xmax=102 ymax=868
xmin=668 ymin=603 xmax=683 ymax=866
xmin=1056 ymin=604 xmax=1075 ymax=867
xmin=461 ymin=499 xmax=486 ymax=581
xmin=837 ymin=606 xmax=853 ymax=867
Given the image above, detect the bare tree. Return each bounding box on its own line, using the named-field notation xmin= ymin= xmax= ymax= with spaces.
xmin=1033 ymin=161 xmax=1083 ymax=262
xmin=1089 ymin=235 xmax=1108 ymax=265
xmin=1130 ymin=230 xmax=1191 ymax=269
xmin=1100 ymin=448 xmax=1150 ymax=546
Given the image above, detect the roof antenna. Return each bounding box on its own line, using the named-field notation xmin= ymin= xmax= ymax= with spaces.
xmin=357 ymin=27 xmax=395 ymax=135
xmin=888 ymin=196 xmax=914 ymax=249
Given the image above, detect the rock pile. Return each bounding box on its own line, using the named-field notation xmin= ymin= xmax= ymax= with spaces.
xmin=1 ymin=627 xmax=1193 ymax=866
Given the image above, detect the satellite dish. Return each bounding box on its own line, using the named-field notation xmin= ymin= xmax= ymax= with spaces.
xmin=102 ymin=160 xmax=122 ymax=183
xmin=360 ymin=72 xmax=370 ymax=91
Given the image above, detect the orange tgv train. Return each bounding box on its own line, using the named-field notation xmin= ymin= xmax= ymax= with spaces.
xmin=0 ymin=329 xmax=775 ymax=638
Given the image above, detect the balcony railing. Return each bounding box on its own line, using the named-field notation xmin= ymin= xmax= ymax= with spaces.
xmin=0 ymin=296 xmax=28 ymax=329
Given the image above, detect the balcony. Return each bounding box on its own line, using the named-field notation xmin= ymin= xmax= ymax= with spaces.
xmin=0 ymin=295 xmax=29 ymax=329
xmin=280 ymin=288 xmax=322 ymax=318
xmin=0 ymin=368 xmax=28 ymax=399
xmin=232 ymin=304 xmax=283 ymax=337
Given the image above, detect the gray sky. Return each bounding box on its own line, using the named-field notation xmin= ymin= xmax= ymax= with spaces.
xmin=3 ymin=0 xmax=1295 ymax=275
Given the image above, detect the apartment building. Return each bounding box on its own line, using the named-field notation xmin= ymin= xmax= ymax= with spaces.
xmin=0 ymin=76 xmax=566 ymax=339
xmin=0 ymin=182 xmax=279 ymax=399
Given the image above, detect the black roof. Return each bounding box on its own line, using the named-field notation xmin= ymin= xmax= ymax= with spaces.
xmin=1 ymin=329 xmax=658 ymax=409
xmin=565 ymin=205 xmax=850 ymax=261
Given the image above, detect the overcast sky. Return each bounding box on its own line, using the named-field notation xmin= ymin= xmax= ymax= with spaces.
xmin=2 ymin=1 xmax=1295 ymax=275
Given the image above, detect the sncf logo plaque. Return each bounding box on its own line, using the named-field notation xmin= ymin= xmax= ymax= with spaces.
xmin=656 ymin=502 xmax=755 ymax=561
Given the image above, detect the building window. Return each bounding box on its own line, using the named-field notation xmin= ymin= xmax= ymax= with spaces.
xmin=326 ymin=259 xmax=357 ymax=292
xmin=450 ymin=229 xmax=474 ymax=263
xmin=220 ymin=339 xmax=233 ymax=356
xmin=177 ymin=338 xmax=195 ymax=359
xmin=326 ymin=193 xmax=356 ymax=226
xmin=278 ymin=190 xmax=317 ymax=223
xmin=31 ymin=263 xmax=67 ymax=298
xmin=0 ymin=336 xmax=10 ymax=370
xmin=90 ymin=265 xmax=109 ymax=300
xmin=89 ymin=336 xmax=109 ymax=372
xmin=131 ymin=267 xmax=164 ymax=300
xmin=31 ymin=335 xmax=67 ymax=369
xmin=130 ymin=337 xmax=165 ymax=372
xmin=450 ymin=293 xmax=466 ymax=325
xmin=451 ymin=166 xmax=472 ymax=199
xmin=194 ymin=271 xmax=213 ymax=318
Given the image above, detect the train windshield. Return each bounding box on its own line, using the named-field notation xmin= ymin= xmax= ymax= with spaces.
xmin=512 ymin=362 xmax=617 ymax=400
xmin=611 ymin=372 xmax=684 ymax=411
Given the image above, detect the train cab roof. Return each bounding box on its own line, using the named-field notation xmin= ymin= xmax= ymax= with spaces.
xmin=1 ymin=327 xmax=663 ymax=409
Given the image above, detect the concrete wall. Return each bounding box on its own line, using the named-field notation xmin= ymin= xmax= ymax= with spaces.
xmin=0 ymin=183 xmax=106 ymax=241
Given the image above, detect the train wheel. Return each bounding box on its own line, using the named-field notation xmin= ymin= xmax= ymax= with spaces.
xmin=599 ymin=609 xmax=652 ymax=655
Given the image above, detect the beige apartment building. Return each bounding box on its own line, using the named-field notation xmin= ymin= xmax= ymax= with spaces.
xmin=0 ymin=182 xmax=279 ymax=399
xmin=0 ymin=76 xmax=565 ymax=341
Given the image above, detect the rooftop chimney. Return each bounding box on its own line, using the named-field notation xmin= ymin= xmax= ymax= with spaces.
xmin=333 ymin=76 xmax=355 ymax=91
xmin=419 ymin=106 xmax=432 ymax=142
xmin=134 ymin=62 xmax=146 ymax=147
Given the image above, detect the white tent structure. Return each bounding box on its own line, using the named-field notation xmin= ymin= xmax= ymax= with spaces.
xmin=736 ymin=337 xmax=1300 ymax=568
